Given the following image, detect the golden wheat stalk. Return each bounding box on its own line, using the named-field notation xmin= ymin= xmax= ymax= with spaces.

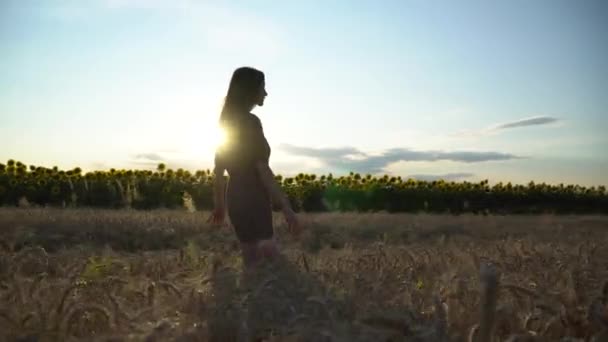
xmin=477 ymin=262 xmax=499 ymax=342
xmin=0 ymin=309 xmax=17 ymax=329
xmin=60 ymin=303 xmax=114 ymax=337
xmin=158 ymin=280 xmax=183 ymax=299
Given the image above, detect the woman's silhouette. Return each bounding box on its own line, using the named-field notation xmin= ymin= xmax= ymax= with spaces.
xmin=208 ymin=66 xmax=301 ymax=269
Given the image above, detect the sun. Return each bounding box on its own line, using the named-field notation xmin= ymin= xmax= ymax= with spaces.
xmin=210 ymin=125 xmax=228 ymax=151
xmin=174 ymin=119 xmax=229 ymax=164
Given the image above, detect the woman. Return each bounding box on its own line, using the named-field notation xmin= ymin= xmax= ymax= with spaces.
xmin=207 ymin=66 xmax=301 ymax=269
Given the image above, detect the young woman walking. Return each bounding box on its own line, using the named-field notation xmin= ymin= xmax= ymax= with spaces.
xmin=208 ymin=66 xmax=301 ymax=269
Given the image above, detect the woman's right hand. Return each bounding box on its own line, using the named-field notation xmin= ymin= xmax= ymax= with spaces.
xmin=282 ymin=205 xmax=301 ymax=237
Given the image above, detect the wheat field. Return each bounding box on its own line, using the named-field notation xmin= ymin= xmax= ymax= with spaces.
xmin=0 ymin=208 xmax=607 ymax=341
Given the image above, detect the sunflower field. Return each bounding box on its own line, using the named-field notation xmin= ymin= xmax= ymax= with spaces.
xmin=0 ymin=159 xmax=606 ymax=214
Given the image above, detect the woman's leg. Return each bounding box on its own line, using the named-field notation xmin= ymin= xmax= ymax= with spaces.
xmin=257 ymin=238 xmax=279 ymax=260
xmin=240 ymin=238 xmax=279 ymax=269
xmin=240 ymin=241 xmax=260 ymax=269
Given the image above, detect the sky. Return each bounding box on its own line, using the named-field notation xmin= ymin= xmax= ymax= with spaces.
xmin=1 ymin=0 xmax=607 ymax=186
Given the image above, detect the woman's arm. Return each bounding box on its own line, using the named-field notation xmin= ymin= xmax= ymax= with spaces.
xmin=212 ymin=164 xmax=226 ymax=210
xmin=255 ymin=162 xmax=290 ymax=209
xmin=256 ymin=161 xmax=300 ymax=234
xmin=208 ymin=152 xmax=227 ymax=225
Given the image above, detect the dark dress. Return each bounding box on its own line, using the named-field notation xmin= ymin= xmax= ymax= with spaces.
xmin=214 ymin=113 xmax=273 ymax=243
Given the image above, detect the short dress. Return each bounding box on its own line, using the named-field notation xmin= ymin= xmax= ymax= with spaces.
xmin=214 ymin=113 xmax=273 ymax=243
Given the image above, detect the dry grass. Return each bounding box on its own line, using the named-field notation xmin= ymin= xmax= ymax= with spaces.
xmin=0 ymin=208 xmax=607 ymax=341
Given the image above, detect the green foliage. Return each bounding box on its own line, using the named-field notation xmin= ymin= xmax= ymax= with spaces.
xmin=0 ymin=159 xmax=607 ymax=214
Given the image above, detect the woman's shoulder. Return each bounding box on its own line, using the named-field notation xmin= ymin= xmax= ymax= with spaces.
xmin=247 ymin=113 xmax=263 ymax=129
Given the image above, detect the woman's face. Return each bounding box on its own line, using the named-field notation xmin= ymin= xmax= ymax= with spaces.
xmin=256 ymin=81 xmax=268 ymax=106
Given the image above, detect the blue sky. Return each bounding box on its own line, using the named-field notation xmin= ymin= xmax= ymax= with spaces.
xmin=1 ymin=0 xmax=607 ymax=185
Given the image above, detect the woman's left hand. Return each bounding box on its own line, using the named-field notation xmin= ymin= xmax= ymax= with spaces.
xmin=207 ymin=206 xmax=226 ymax=226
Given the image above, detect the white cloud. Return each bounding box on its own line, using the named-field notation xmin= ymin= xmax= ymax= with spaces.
xmin=452 ymin=115 xmax=561 ymax=138
xmin=489 ymin=116 xmax=560 ymax=130
xmin=279 ymin=143 xmax=520 ymax=174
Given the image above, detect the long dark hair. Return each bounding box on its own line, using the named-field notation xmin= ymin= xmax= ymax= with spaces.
xmin=219 ymin=66 xmax=265 ymax=126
